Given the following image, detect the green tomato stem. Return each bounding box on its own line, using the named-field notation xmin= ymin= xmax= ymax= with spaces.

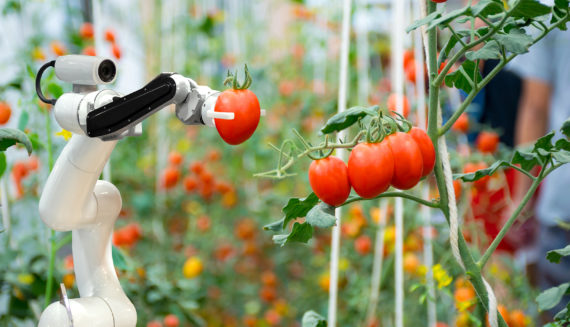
xmin=425 ymin=1 xmax=509 ymax=326
xmin=340 ymin=191 xmax=440 ymax=209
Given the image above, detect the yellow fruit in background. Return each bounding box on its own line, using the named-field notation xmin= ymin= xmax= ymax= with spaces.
xmin=17 ymin=273 xmax=34 ymax=285
xmin=318 ymin=273 xmax=330 ymax=292
xmin=63 ymin=273 xmax=75 ymax=289
xmin=183 ymin=256 xmax=203 ymax=279
xmin=32 ymin=47 xmax=46 ymax=61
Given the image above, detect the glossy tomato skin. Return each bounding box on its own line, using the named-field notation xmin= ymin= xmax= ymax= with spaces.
xmin=387 ymin=132 xmax=424 ymax=190
xmin=214 ymin=89 xmax=260 ymax=145
xmin=308 ymin=156 xmax=351 ymax=206
xmin=348 ymin=142 xmax=394 ymax=198
xmin=409 ymin=127 xmax=435 ymax=177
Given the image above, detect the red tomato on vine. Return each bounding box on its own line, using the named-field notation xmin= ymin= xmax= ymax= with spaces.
xmin=82 ymin=46 xmax=96 ymax=56
xmin=79 ymin=22 xmax=94 ymax=39
xmin=409 ymin=127 xmax=435 ymax=177
xmin=348 ymin=142 xmax=394 ymax=198
xmin=309 ymin=156 xmax=351 ymax=206
xmin=0 ymin=102 xmax=12 ymax=125
xmin=215 ymin=65 xmax=260 ymax=145
xmin=354 ymin=235 xmax=372 ymax=255
xmin=161 ymin=167 xmax=180 ymax=189
xmin=452 ymin=113 xmax=469 ymax=133
xmin=476 ymin=131 xmax=499 ymax=154
xmin=163 ymin=314 xmax=179 ymax=327
xmin=168 ymin=151 xmax=183 ymax=166
xmin=104 ymin=28 xmax=116 ymax=43
xmin=386 ymin=132 xmax=424 ymax=190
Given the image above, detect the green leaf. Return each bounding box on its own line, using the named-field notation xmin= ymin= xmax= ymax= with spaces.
xmin=562 ymin=118 xmax=570 ymax=138
xmin=0 ymin=128 xmax=33 ymax=155
xmin=281 ymin=193 xmax=319 ymax=229
xmin=453 ymin=160 xmax=510 ymax=182
xmin=27 ymin=133 xmax=44 ymax=151
xmin=427 ymin=7 xmax=469 ymax=31
xmin=406 ymin=9 xmax=443 ymax=32
xmin=264 ymin=218 xmax=285 ymax=232
xmin=471 ymin=0 xmax=505 ymax=17
xmin=306 ymin=203 xmax=336 ymax=228
xmin=302 ymin=310 xmax=327 ymax=327
xmin=493 ymin=29 xmax=533 ymax=54
xmin=466 ymin=41 xmax=502 ymax=60
xmin=320 ymin=105 xmax=378 ymax=134
xmin=555 ymin=139 xmax=570 ymax=151
xmin=273 ymin=222 xmax=314 ymax=246
xmin=546 ymin=245 xmax=570 ymax=263
xmin=443 ymin=30 xmax=471 ymax=57
xmin=533 ymin=131 xmax=555 ymax=153
xmin=112 ymin=245 xmax=130 ymax=271
xmin=552 ymin=0 xmax=570 ymax=30
xmin=536 ymin=283 xmax=570 ymax=311
xmin=47 ymin=83 xmax=63 ymax=98
xmin=512 ymin=149 xmax=540 ymax=171
xmin=553 ymin=150 xmax=570 ymax=164
xmin=0 ymin=153 xmax=6 ymax=179
xmin=509 ymin=0 xmax=552 ymax=18
xmin=553 ymin=305 xmax=569 ymax=321
xmin=444 ymin=60 xmax=482 ymax=93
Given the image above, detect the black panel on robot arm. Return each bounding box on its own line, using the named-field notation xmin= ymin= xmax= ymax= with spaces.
xmin=86 ymin=73 xmax=177 ymax=138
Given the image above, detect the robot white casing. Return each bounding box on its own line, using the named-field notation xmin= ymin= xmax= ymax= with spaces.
xmin=36 ymin=55 xmax=228 ymax=327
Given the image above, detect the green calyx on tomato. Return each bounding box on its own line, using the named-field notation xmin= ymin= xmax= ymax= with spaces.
xmin=223 ymin=64 xmax=253 ymax=90
xmin=215 ymin=64 xmax=260 ymax=145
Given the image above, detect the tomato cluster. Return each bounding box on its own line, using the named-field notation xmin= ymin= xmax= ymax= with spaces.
xmin=308 ymin=127 xmax=435 ymax=206
xmin=160 ymin=150 xmax=238 ymax=207
xmin=77 ymin=22 xmax=121 ymax=59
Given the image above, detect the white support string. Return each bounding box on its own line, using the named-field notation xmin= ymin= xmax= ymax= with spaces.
xmin=437 ymin=106 xmax=499 ymax=327
xmin=390 ymin=0 xmax=406 ymax=325
xmin=328 ymin=0 xmax=352 ymax=325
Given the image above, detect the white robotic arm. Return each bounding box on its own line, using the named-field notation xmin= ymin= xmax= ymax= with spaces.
xmin=36 ymin=55 xmax=234 ymax=327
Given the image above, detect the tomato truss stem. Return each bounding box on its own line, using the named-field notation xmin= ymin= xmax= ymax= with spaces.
xmin=340 ymin=191 xmax=440 ymax=209
xmin=255 ymin=130 xmax=365 ymax=179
